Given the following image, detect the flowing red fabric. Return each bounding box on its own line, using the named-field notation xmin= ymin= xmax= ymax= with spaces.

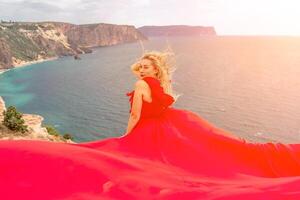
xmin=1 ymin=76 xmax=300 ymax=200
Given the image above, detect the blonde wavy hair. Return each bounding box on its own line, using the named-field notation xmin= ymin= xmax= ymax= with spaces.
xmin=131 ymin=50 xmax=179 ymax=101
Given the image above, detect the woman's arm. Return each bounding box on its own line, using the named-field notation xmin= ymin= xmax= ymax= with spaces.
xmin=125 ymin=80 xmax=147 ymax=135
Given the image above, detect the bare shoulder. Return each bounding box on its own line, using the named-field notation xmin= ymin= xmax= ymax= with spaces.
xmin=134 ymin=79 xmax=149 ymax=89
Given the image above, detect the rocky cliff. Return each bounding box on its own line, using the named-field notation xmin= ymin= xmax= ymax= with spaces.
xmin=0 ymin=21 xmax=147 ymax=70
xmin=0 ymin=96 xmax=74 ymax=143
xmin=138 ymin=25 xmax=216 ymax=37
xmin=54 ymin=22 xmax=147 ymax=48
xmin=0 ymin=38 xmax=13 ymax=69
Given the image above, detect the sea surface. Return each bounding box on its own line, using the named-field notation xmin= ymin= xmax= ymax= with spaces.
xmin=1 ymin=36 xmax=300 ymax=143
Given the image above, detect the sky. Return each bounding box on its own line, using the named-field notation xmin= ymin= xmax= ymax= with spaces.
xmin=0 ymin=0 xmax=300 ymax=35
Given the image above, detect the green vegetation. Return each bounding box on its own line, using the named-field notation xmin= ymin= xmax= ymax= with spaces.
xmin=2 ymin=106 xmax=28 ymax=133
xmin=43 ymin=125 xmax=74 ymax=141
xmin=63 ymin=133 xmax=73 ymax=140
xmin=0 ymin=105 xmax=73 ymax=141
xmin=44 ymin=125 xmax=60 ymax=137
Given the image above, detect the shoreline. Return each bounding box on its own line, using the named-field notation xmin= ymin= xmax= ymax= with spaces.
xmin=0 ymin=56 xmax=58 ymax=75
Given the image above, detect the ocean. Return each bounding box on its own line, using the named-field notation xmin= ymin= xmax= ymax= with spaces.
xmin=1 ymin=36 xmax=300 ymax=143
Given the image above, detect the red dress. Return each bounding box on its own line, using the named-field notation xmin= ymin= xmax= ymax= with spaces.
xmin=1 ymin=76 xmax=300 ymax=200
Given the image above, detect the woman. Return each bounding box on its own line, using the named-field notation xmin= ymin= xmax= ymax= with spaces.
xmin=1 ymin=51 xmax=300 ymax=200
xmin=124 ymin=51 xmax=242 ymax=141
xmin=125 ymin=51 xmax=176 ymax=135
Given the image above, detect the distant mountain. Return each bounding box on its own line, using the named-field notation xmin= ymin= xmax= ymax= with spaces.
xmin=0 ymin=21 xmax=147 ymax=70
xmin=138 ymin=25 xmax=216 ymax=37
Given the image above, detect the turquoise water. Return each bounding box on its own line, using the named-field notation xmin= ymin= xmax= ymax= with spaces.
xmin=1 ymin=36 xmax=300 ymax=143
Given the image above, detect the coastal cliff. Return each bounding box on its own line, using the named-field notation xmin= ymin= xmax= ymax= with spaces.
xmin=0 ymin=38 xmax=13 ymax=69
xmin=54 ymin=22 xmax=147 ymax=48
xmin=138 ymin=25 xmax=217 ymax=37
xmin=0 ymin=21 xmax=147 ymax=70
xmin=0 ymin=96 xmax=74 ymax=143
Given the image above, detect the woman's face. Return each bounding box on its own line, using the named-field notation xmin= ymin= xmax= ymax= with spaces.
xmin=137 ymin=59 xmax=158 ymax=79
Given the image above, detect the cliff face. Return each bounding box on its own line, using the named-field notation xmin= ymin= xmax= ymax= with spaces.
xmin=138 ymin=25 xmax=217 ymax=37
xmin=0 ymin=38 xmax=12 ymax=69
xmin=55 ymin=23 xmax=147 ymax=48
xmin=0 ymin=22 xmax=147 ymax=70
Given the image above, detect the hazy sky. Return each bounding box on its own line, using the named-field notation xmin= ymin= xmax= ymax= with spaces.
xmin=1 ymin=0 xmax=300 ymax=35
